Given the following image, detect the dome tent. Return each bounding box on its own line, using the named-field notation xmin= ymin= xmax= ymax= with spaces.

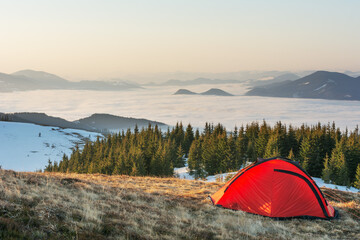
xmin=210 ymin=157 xmax=338 ymax=219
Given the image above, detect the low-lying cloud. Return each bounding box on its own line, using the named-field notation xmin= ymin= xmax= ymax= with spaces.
xmin=1 ymin=84 xmax=359 ymax=131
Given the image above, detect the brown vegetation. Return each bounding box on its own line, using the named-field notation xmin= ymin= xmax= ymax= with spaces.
xmin=0 ymin=169 xmax=359 ymax=239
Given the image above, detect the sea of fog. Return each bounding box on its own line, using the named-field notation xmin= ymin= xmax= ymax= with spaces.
xmin=1 ymin=84 xmax=360 ymax=131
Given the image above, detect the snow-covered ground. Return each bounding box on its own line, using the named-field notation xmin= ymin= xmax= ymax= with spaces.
xmin=174 ymin=165 xmax=360 ymax=193
xmin=173 ymin=165 xmax=193 ymax=180
xmin=312 ymin=177 xmax=359 ymax=193
xmin=174 ymin=165 xmax=237 ymax=182
xmin=0 ymin=121 xmax=102 ymax=172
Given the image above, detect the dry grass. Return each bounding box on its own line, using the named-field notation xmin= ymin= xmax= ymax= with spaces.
xmin=0 ymin=169 xmax=359 ymax=240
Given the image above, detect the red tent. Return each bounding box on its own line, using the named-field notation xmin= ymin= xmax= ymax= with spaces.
xmin=210 ymin=157 xmax=337 ymax=219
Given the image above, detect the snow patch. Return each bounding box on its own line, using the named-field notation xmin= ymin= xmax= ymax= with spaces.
xmin=206 ymin=172 xmax=237 ymax=182
xmin=174 ymin=166 xmax=193 ymax=180
xmin=258 ymin=77 xmax=274 ymax=81
xmin=313 ymin=177 xmax=359 ymax=193
xmin=0 ymin=121 xmax=102 ymax=171
xmin=314 ymin=84 xmax=327 ymax=91
xmin=174 ymin=166 xmax=237 ymax=182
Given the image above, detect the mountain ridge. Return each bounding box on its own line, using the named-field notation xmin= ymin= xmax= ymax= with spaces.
xmin=245 ymin=71 xmax=360 ymax=101
xmin=152 ymin=77 xmax=243 ymax=86
xmin=76 ymin=113 xmax=166 ymax=131
xmin=0 ymin=112 xmax=166 ymax=133
xmin=12 ymin=69 xmax=69 ymax=83
xmin=0 ymin=69 xmax=141 ymax=92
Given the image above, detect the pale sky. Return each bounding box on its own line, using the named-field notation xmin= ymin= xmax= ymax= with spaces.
xmin=0 ymin=0 xmax=359 ymax=80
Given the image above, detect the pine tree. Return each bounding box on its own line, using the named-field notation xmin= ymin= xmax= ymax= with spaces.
xmin=218 ymin=134 xmax=233 ymax=173
xmin=255 ymin=121 xmax=270 ymax=158
xmin=135 ymin=149 xmax=146 ymax=176
xmin=322 ymin=153 xmax=331 ymax=183
xmin=235 ymin=126 xmax=247 ymax=168
xmin=175 ymin=144 xmax=185 ymax=167
xmin=354 ymin=163 xmax=360 ymax=189
xmin=233 ymin=126 xmax=238 ymax=140
xmin=161 ymin=145 xmax=174 ymax=176
xmin=245 ymin=122 xmax=259 ymax=162
xmin=188 ymin=140 xmax=206 ymax=179
xmin=287 ymin=149 xmax=295 ymax=160
xmin=328 ymin=141 xmax=349 ymax=186
xmin=345 ymin=132 xmax=360 ymax=183
xmin=264 ymin=134 xmax=280 ymax=158
xmin=44 ymin=159 xmax=53 ymax=172
xmin=59 ymin=154 xmax=69 ymax=172
xmin=150 ymin=143 xmax=164 ymax=176
xmin=286 ymin=125 xmax=299 ymax=157
xmin=202 ymin=136 xmax=218 ymax=175
xmin=130 ymin=162 xmax=139 ymax=176
xmin=337 ymin=154 xmax=349 ymax=186
xmin=246 ymin=140 xmax=257 ymax=162
xmin=53 ymin=161 xmax=59 ymax=172
xmin=273 ymin=121 xmax=288 ymax=156
xmin=183 ymin=124 xmax=194 ymax=156
xmin=299 ymin=135 xmax=312 ymax=172
xmin=195 ymin=129 xmax=200 ymax=140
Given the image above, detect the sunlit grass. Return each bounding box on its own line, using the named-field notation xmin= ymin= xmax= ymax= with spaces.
xmin=0 ymin=169 xmax=359 ymax=239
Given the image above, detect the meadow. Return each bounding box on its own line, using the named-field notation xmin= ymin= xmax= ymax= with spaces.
xmin=0 ymin=169 xmax=359 ymax=239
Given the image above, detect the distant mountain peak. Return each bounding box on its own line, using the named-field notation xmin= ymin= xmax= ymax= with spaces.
xmin=12 ymin=69 xmax=68 ymax=82
xmin=201 ymin=88 xmax=233 ymax=96
xmin=13 ymin=69 xmax=53 ymax=75
xmin=174 ymin=88 xmax=233 ymax=96
xmin=173 ymin=89 xmax=197 ymax=95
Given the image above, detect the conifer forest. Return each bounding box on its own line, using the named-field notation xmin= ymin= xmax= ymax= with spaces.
xmin=46 ymin=121 xmax=360 ymax=188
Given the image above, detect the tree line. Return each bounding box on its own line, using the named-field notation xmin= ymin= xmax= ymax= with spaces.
xmin=45 ymin=123 xmax=193 ymax=177
xmin=45 ymin=121 xmax=360 ymax=188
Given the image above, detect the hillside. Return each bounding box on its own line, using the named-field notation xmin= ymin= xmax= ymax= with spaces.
xmin=0 ymin=170 xmax=359 ymax=240
xmin=76 ymin=113 xmax=167 ymax=132
xmin=246 ymin=71 xmax=360 ymax=100
xmin=12 ymin=70 xmax=69 ymax=89
xmin=0 ymin=112 xmax=167 ymax=133
xmin=0 ymin=112 xmax=95 ymax=132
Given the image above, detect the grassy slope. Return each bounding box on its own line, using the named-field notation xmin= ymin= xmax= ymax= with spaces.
xmin=0 ymin=170 xmax=359 ymax=240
